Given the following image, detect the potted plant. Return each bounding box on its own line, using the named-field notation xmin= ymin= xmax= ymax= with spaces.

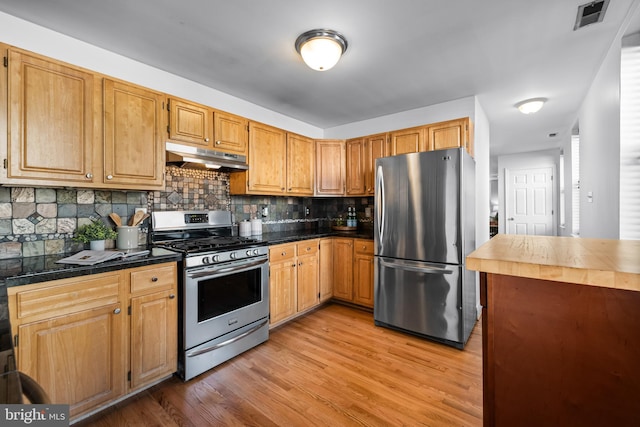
xmin=74 ymin=218 xmax=118 ymax=250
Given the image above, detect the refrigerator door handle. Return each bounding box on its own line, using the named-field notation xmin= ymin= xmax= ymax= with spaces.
xmin=380 ymin=257 xmax=454 ymax=275
xmin=376 ymin=164 xmax=385 ymax=241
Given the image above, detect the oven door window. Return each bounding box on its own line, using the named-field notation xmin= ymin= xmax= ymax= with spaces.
xmin=197 ymin=268 xmax=262 ymax=322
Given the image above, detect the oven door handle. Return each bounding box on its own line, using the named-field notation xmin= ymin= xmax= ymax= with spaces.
xmin=186 ymin=258 xmax=267 ymax=279
xmin=185 ymin=319 xmax=269 ymax=358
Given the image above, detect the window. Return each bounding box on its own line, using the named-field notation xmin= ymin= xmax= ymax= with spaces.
xmin=620 ymin=41 xmax=640 ymax=240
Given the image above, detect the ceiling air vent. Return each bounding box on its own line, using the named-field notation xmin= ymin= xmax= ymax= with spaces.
xmin=574 ymin=0 xmax=609 ymax=30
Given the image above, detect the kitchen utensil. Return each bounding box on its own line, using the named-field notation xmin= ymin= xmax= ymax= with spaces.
xmin=134 ymin=213 xmax=150 ymax=226
xmin=109 ymin=213 xmax=122 ymax=227
xmin=129 ymin=210 xmax=145 ymax=226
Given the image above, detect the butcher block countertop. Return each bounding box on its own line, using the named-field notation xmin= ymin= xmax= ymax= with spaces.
xmin=466 ymin=234 xmax=640 ymax=292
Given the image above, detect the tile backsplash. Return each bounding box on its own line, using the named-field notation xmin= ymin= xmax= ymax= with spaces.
xmin=1 ymin=167 xmax=373 ymax=259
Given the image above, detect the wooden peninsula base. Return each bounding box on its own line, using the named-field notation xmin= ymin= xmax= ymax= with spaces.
xmin=468 ymin=235 xmax=640 ymax=427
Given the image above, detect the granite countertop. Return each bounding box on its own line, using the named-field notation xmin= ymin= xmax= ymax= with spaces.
xmin=466 ymin=234 xmax=640 ymax=292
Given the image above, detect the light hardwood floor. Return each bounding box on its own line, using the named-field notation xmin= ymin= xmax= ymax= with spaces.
xmin=75 ymin=303 xmax=483 ymax=426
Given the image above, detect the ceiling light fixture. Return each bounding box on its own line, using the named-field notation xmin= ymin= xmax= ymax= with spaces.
xmin=295 ymin=29 xmax=348 ymax=71
xmin=516 ymin=98 xmax=547 ymax=114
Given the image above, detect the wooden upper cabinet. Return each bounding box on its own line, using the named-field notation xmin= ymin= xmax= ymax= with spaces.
xmin=427 ymin=117 xmax=473 ymax=157
xmin=213 ymin=110 xmax=248 ymax=156
xmin=230 ymin=121 xmax=286 ymax=195
xmin=346 ymin=138 xmax=366 ymax=196
xmin=390 ymin=126 xmax=426 ymax=155
xmin=3 ymin=47 xmax=99 ymax=186
xmin=286 ymin=132 xmax=315 ymax=195
xmin=364 ymin=133 xmax=388 ymax=195
xmin=315 ymin=139 xmax=346 ymax=196
xmin=167 ymin=97 xmax=211 ymax=148
xmin=103 ymin=79 xmax=166 ymax=189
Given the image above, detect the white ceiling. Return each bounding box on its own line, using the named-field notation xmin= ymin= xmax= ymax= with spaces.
xmin=0 ymin=0 xmax=639 ymax=158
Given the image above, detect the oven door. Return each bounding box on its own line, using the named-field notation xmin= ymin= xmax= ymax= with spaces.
xmin=184 ymin=254 xmax=269 ymax=350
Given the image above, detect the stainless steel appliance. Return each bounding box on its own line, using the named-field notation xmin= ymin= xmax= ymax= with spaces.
xmin=151 ymin=210 xmax=269 ymax=380
xmin=374 ymin=148 xmax=476 ymax=349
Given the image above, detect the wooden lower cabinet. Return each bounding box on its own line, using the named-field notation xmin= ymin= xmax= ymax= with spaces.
xmin=332 ymin=238 xmax=354 ymax=301
xmin=332 ymin=238 xmax=374 ymax=308
xmin=353 ymin=239 xmax=374 ymax=308
xmin=269 ymin=243 xmax=298 ymax=325
xmin=269 ymin=239 xmax=321 ymax=326
xmin=7 ymin=262 xmax=178 ymax=421
xmin=318 ymin=238 xmax=333 ymax=302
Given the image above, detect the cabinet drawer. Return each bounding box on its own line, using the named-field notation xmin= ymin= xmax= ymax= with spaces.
xmin=269 ymin=243 xmax=296 ymax=263
xmin=12 ymin=272 xmax=122 ymax=322
xmin=354 ymin=239 xmax=374 ymax=254
xmin=296 ymin=239 xmax=319 ymax=256
xmin=130 ymin=263 xmax=177 ymax=294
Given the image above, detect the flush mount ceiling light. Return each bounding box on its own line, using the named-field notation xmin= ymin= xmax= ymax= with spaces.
xmin=516 ymin=98 xmax=547 ymax=114
xmin=295 ymin=29 xmax=348 ymax=71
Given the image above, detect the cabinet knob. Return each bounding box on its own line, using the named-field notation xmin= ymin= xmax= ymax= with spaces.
xmin=281 ymin=251 xmax=286 ymax=256
xmin=151 ymin=277 xmax=158 ymax=282
xmin=85 ymin=172 xmax=93 ymax=179
xmin=205 ymin=137 xmax=210 ymax=142
xmin=169 ymin=294 xmax=175 ymax=299
xmin=106 ymin=174 xmax=113 ymax=180
xmin=291 ymin=263 xmax=296 ymax=268
xmin=113 ymin=308 xmax=121 ymax=315
xmin=215 ymin=140 xmax=221 ymax=145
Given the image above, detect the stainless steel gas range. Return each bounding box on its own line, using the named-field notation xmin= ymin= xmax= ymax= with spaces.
xmin=151 ymin=210 xmax=269 ymax=381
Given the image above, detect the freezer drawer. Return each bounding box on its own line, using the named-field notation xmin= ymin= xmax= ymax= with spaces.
xmin=374 ymin=256 xmax=464 ymax=345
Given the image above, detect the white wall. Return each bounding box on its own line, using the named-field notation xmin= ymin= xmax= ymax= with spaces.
xmin=577 ymin=35 xmax=622 ymax=239
xmin=497 ymin=149 xmax=561 ymax=235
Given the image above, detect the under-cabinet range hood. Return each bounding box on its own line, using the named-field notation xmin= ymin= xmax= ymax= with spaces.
xmin=166 ymin=141 xmax=248 ymax=171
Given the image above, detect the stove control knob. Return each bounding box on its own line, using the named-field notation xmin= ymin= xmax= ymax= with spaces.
xmin=202 ymin=256 xmax=210 ymax=264
xmin=212 ymin=255 xmax=220 ymax=262
xmin=253 ymin=249 xmax=259 ymax=255
xmin=230 ymin=252 xmax=237 ymax=260
xmin=246 ymin=250 xmax=252 ymax=256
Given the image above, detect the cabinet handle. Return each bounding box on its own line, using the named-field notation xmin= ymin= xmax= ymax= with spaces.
xmin=106 ymin=174 xmax=113 ymax=180
xmin=281 ymin=252 xmax=286 ymax=256
xmin=298 ymin=262 xmax=303 ymax=266
xmin=151 ymin=277 xmax=158 ymax=282
xmin=205 ymin=137 xmax=210 ymax=142
xmin=215 ymin=140 xmax=221 ymax=145
xmin=169 ymin=294 xmax=175 ymax=299
xmin=85 ymin=172 xmax=93 ymax=179
xmin=113 ymin=308 xmax=121 ymax=315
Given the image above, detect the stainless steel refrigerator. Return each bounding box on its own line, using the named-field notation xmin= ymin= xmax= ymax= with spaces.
xmin=374 ymin=148 xmax=476 ymax=349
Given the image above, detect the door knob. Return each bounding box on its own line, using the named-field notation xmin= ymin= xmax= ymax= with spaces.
xmin=507 ymin=217 xmax=514 ymax=221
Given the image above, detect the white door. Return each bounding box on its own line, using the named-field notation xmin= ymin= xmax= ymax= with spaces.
xmin=505 ymin=166 xmax=556 ymax=235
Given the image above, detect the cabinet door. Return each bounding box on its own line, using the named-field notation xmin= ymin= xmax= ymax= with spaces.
xmin=130 ymin=289 xmax=177 ymax=390
xmin=18 ymin=303 xmax=125 ymax=418
xmin=104 ymin=79 xmax=165 ymax=189
xmin=315 ymin=140 xmax=346 ymax=196
xmin=346 ymin=138 xmax=366 ymax=196
xmin=332 ymin=238 xmax=354 ymax=301
xmin=296 ymin=240 xmax=319 ymax=312
xmin=319 ymin=238 xmax=334 ymax=302
xmin=5 ymin=48 xmax=98 ymax=185
xmin=213 ymin=110 xmax=248 ymax=156
xmin=353 ymin=240 xmax=375 ymax=308
xmin=168 ymin=97 xmax=212 ymax=147
xmin=427 ymin=118 xmax=472 ymax=156
xmin=390 ymin=126 xmax=426 ymax=155
xmin=247 ymin=121 xmax=287 ymax=194
xmin=365 ymin=133 xmax=388 ymax=195
xmin=269 ymin=244 xmax=297 ymax=325
xmin=286 ymin=133 xmax=315 ymax=195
